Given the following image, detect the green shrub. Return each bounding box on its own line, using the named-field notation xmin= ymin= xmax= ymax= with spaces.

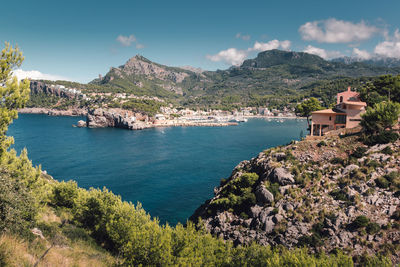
xmin=52 ymin=181 xmax=79 ymax=208
xmin=352 ymin=216 xmax=370 ymax=228
xmin=381 ymin=146 xmax=393 ymax=155
xmin=330 ymin=189 xmax=352 ymax=202
xmin=0 ymin=169 xmax=37 ymax=237
xmin=366 ymin=160 xmax=381 ymax=168
xmin=365 ymin=131 xmax=399 ymax=145
xmin=331 ymin=157 xmax=345 ymax=165
xmin=366 ymin=222 xmax=380 ymax=234
xmin=209 ymin=173 xmax=258 ymax=215
xmin=297 ymin=233 xmax=323 ymax=248
xmin=352 ymin=147 xmax=367 ymax=158
xmin=317 ymin=141 xmax=327 ymax=147
xmin=375 ymin=177 xmax=390 ymax=188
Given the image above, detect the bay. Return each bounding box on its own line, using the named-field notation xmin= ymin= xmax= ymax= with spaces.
xmin=9 ymin=114 xmax=306 ymax=225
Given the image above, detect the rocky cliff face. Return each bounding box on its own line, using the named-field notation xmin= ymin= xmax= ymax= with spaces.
xmin=30 ymin=81 xmax=76 ymax=99
xmin=100 ymin=55 xmax=192 ymax=95
xmin=86 ymin=108 xmax=151 ymax=130
xmin=191 ymin=135 xmax=400 ymax=263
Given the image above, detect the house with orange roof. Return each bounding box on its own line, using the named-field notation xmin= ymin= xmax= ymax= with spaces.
xmin=310 ymin=87 xmax=367 ymax=136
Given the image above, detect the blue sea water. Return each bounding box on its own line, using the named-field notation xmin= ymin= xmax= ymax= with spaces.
xmin=8 ymin=114 xmax=306 ymax=225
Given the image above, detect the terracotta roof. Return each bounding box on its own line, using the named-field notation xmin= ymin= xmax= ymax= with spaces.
xmin=312 ymin=109 xmax=340 ymax=114
xmin=343 ymin=101 xmax=367 ymax=106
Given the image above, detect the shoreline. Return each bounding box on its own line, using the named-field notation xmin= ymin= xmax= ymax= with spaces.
xmin=18 ymin=107 xmax=87 ymax=117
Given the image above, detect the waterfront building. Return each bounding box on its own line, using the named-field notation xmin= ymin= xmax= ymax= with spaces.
xmin=310 ymin=87 xmax=367 ymax=136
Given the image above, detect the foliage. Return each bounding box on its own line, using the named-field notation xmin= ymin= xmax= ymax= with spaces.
xmin=210 ymin=173 xmax=258 ymax=216
xmin=0 ymin=168 xmax=37 ymax=237
xmin=366 ymin=222 xmax=380 ymax=234
xmin=351 ymin=216 xmax=370 ymax=229
xmin=359 ymin=74 xmax=400 ymax=106
xmin=52 ymin=181 xmax=79 ymax=208
xmin=351 ymin=146 xmax=367 ymax=158
xmin=0 ymin=43 xmax=30 ymax=157
xmin=361 ymin=101 xmax=400 ymax=135
xmin=295 ymin=97 xmax=323 ymax=126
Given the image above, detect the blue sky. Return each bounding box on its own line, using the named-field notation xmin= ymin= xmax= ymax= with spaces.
xmin=2 ymin=0 xmax=400 ymax=83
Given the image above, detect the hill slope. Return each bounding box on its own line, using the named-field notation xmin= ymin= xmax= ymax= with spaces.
xmin=191 ymin=132 xmax=400 ymax=264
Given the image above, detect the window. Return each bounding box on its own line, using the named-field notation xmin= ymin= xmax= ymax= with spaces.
xmin=329 ymin=116 xmax=331 ymax=121
xmin=339 ymin=96 xmax=343 ymax=103
xmin=335 ymin=115 xmax=347 ymax=124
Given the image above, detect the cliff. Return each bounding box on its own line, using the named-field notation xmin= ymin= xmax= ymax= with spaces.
xmin=29 ymin=81 xmax=77 ymax=99
xmin=190 ymin=134 xmax=400 ymax=263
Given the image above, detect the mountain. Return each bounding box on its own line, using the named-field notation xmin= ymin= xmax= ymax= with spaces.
xmin=190 ymin=132 xmax=400 ymax=264
xmin=332 ymin=56 xmax=400 ymax=68
xmin=86 ymin=50 xmax=400 ymax=109
xmin=91 ymin=55 xmax=198 ymax=97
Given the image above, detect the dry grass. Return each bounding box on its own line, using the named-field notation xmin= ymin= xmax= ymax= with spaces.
xmin=0 ymin=233 xmax=115 ymax=267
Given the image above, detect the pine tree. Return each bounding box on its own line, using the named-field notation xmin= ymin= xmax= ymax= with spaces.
xmin=0 ymin=42 xmax=30 ymax=157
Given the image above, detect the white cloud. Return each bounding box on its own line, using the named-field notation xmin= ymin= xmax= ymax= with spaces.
xmin=374 ymin=29 xmax=400 ymax=58
xmin=299 ymin=18 xmax=378 ymax=43
xmin=374 ymin=41 xmax=400 ymax=58
xmin=303 ymin=45 xmax=342 ymax=59
xmin=116 ymin=34 xmax=137 ymax=47
xmin=207 ymin=39 xmax=291 ymax=66
xmin=206 ymin=48 xmax=248 ymax=66
xmin=235 ymin=33 xmax=251 ymax=41
xmin=136 ymin=43 xmax=145 ymax=49
xmin=248 ymin=40 xmax=291 ymax=52
xmin=13 ymin=69 xmax=69 ymax=81
xmin=352 ymin=48 xmax=371 ymax=60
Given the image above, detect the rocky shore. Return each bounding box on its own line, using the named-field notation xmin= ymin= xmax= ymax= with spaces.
xmin=18 ymin=107 xmax=87 ymax=116
xmin=190 ymin=134 xmax=400 ymax=263
xmin=81 ymin=108 xmax=238 ymax=130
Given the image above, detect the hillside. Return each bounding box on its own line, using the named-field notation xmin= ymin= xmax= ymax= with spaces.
xmin=90 ymin=50 xmax=400 ymax=109
xmin=190 ymin=131 xmax=400 ymax=264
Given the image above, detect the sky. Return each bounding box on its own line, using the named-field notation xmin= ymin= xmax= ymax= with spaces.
xmin=2 ymin=0 xmax=400 ymax=83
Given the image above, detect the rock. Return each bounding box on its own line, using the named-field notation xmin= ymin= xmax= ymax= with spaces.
xmin=262 ymin=217 xmax=275 ymax=233
xmin=273 ymin=214 xmax=283 ymax=223
xmin=255 ymin=185 xmax=274 ymax=205
xmin=250 ymin=205 xmax=263 ymax=218
xmin=77 ymin=120 xmax=86 ymax=127
xmin=270 ymin=167 xmax=294 ymax=185
xmin=342 ymin=164 xmax=359 ymax=176
xmin=273 ymin=152 xmax=286 ymax=161
xmin=31 ymin=228 xmax=45 ymax=239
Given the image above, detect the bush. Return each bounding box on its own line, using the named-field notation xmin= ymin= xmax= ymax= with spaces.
xmin=297 ymin=233 xmax=323 ymax=248
xmin=351 ymin=147 xmax=367 ymax=158
xmin=209 ymin=173 xmax=258 ymax=215
xmin=330 ymin=189 xmax=352 ymax=202
xmin=0 ymin=169 xmax=37 ymax=237
xmin=381 ymin=146 xmax=393 ymax=155
xmin=51 ymin=181 xmax=79 ymax=208
xmin=366 ymin=222 xmax=380 ymax=234
xmin=317 ymin=141 xmax=327 ymax=147
xmin=375 ymin=177 xmax=390 ymax=188
xmin=331 ymin=157 xmax=345 ymax=165
xmin=365 ymin=131 xmax=399 ymax=145
xmin=352 ymin=216 xmax=370 ymax=229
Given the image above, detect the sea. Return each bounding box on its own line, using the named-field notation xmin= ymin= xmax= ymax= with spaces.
xmin=8 ymin=114 xmax=307 ymax=225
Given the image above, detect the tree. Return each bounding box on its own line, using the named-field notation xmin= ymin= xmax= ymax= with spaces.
xmin=295 ymin=97 xmax=323 ymax=126
xmin=361 ymin=101 xmax=400 ymax=135
xmin=359 ymin=75 xmax=400 ymax=106
xmin=0 ymin=42 xmax=30 ymax=157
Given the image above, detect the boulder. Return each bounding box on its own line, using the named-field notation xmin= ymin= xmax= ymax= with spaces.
xmin=255 ymin=184 xmax=274 ymax=205
xmin=342 ymin=164 xmax=359 ymax=176
xmin=77 ymin=120 xmax=86 ymax=127
xmin=270 ymin=167 xmax=294 ymax=185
